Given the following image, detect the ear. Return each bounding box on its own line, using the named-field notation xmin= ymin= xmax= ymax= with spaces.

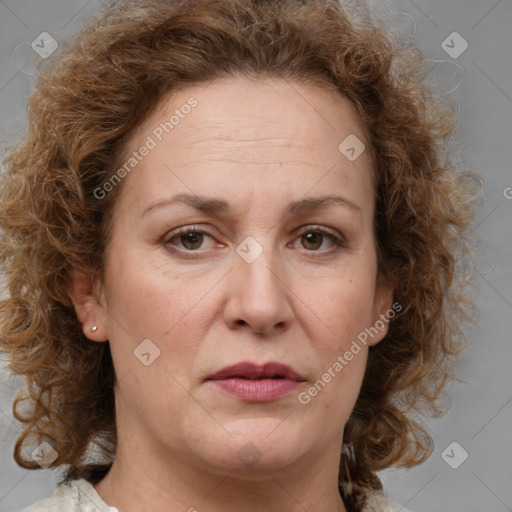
xmin=367 ymin=275 xmax=395 ymax=347
xmin=68 ymin=270 xmax=109 ymax=342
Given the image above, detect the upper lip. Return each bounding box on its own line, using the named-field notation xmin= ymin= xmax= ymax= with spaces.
xmin=206 ymin=362 xmax=305 ymax=382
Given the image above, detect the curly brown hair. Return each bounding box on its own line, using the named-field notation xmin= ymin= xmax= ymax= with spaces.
xmin=0 ymin=0 xmax=479 ymax=507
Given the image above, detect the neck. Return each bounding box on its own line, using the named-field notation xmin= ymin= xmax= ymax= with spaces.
xmin=93 ymin=438 xmax=347 ymax=512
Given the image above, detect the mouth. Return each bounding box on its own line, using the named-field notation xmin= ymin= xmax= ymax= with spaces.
xmin=206 ymin=361 xmax=305 ymax=382
xmin=205 ymin=362 xmax=305 ymax=402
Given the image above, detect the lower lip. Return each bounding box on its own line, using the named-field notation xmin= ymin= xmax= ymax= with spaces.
xmin=209 ymin=378 xmax=302 ymax=402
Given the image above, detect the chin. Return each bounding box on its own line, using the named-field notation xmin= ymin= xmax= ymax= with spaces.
xmin=191 ymin=417 xmax=311 ymax=473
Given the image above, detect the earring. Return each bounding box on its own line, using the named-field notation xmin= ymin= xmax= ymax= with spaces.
xmin=91 ymin=325 xmax=98 ymax=333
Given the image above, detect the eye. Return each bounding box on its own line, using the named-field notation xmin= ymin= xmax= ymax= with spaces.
xmin=162 ymin=224 xmax=345 ymax=255
xmin=291 ymin=226 xmax=345 ymax=252
xmin=164 ymin=226 xmax=218 ymax=252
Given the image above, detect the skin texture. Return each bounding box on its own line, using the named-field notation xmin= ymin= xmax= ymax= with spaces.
xmin=69 ymin=76 xmax=393 ymax=512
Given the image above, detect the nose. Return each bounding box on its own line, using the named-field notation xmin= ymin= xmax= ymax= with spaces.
xmin=222 ymin=244 xmax=293 ymax=337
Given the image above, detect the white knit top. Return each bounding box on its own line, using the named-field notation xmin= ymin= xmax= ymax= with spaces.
xmin=20 ymin=478 xmax=410 ymax=512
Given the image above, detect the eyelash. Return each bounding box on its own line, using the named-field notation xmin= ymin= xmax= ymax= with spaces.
xmin=163 ymin=224 xmax=346 ymax=257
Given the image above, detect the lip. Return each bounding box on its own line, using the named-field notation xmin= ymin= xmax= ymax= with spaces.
xmin=206 ymin=362 xmax=305 ymax=402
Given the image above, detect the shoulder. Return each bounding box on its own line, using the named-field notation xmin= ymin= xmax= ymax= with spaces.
xmin=19 ymin=479 xmax=115 ymax=512
xmin=20 ymin=478 xmax=406 ymax=512
xmin=361 ymin=486 xmax=411 ymax=512
xmin=19 ymin=481 xmax=79 ymax=512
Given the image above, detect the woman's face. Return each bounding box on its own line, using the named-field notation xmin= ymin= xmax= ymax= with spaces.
xmin=80 ymin=76 xmax=393 ymax=478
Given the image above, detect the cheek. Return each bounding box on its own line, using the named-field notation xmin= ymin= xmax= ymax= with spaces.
xmin=299 ymin=279 xmax=372 ymax=421
xmin=104 ymin=259 xmax=205 ymax=417
xmin=305 ymin=267 xmax=377 ymax=350
xmin=103 ymin=250 xmax=220 ymax=378
xmin=294 ymin=265 xmax=376 ymax=414
xmin=105 ymin=248 xmax=195 ymax=335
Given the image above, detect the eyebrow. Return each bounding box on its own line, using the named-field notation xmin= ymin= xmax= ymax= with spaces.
xmin=140 ymin=193 xmax=361 ymax=218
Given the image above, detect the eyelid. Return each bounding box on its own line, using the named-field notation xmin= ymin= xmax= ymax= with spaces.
xmin=292 ymin=224 xmax=342 ymax=239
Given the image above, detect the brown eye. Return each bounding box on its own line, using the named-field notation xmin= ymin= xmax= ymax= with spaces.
xmin=179 ymin=231 xmax=204 ymax=250
xmin=301 ymin=231 xmax=324 ymax=250
xmin=290 ymin=226 xmax=345 ymax=255
xmin=164 ymin=227 xmax=217 ymax=252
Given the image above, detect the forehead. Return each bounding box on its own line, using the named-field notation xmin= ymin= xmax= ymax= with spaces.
xmin=128 ymin=76 xmax=371 ymax=157
xmin=113 ymin=76 xmax=374 ymax=217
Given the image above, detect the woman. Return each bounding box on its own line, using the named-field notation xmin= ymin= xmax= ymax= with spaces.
xmin=0 ymin=0 xmax=479 ymax=511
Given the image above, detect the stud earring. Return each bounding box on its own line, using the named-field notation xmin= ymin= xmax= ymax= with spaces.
xmin=91 ymin=325 xmax=98 ymax=333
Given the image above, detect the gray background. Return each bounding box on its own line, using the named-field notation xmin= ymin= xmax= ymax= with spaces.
xmin=0 ymin=1 xmax=511 ymax=511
